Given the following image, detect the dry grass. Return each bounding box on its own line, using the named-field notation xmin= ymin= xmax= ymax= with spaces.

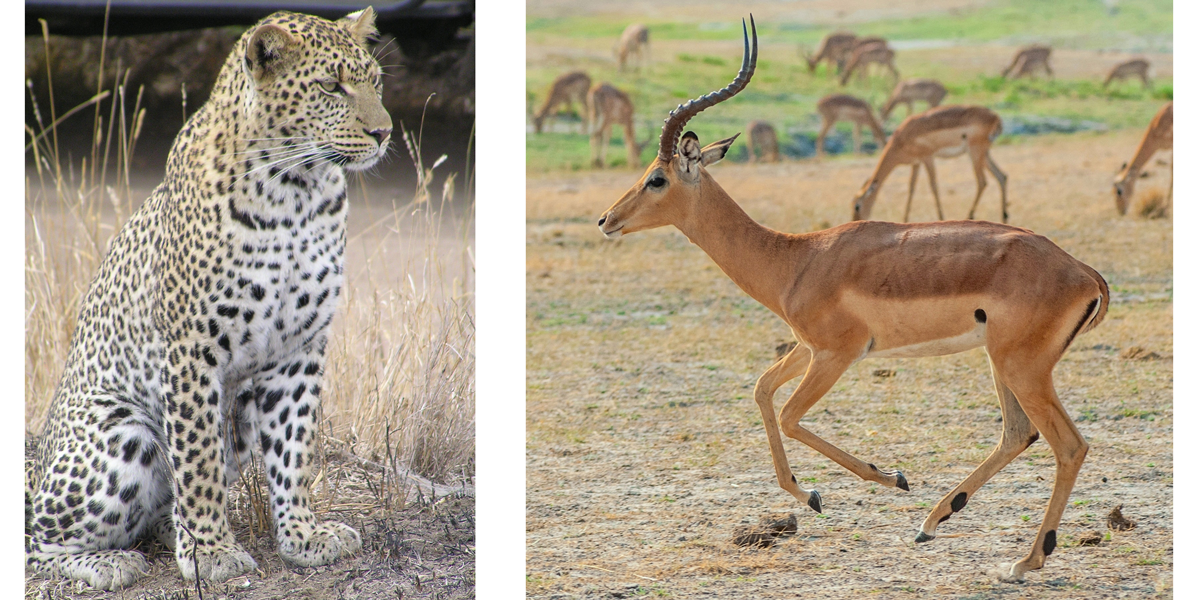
xmin=526 ymin=131 xmax=1172 ymax=598
xmin=1136 ymin=186 xmax=1171 ymax=220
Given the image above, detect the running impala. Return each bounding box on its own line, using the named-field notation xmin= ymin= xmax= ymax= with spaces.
xmin=598 ymin=16 xmax=1109 ymax=583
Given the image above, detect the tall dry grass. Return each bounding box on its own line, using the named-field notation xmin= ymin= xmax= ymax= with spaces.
xmin=25 ymin=26 xmax=475 ymax=500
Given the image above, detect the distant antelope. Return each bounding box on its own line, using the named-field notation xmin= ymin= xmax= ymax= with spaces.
xmin=853 ymin=105 xmax=1008 ymax=223
xmin=1113 ymin=102 xmax=1172 ymax=215
xmin=816 ymin=94 xmax=887 ymax=158
xmin=587 ymin=83 xmax=650 ymax=168
xmin=1002 ymin=45 xmax=1053 ymax=79
xmin=803 ymin=31 xmax=857 ymax=74
xmin=839 ymin=40 xmax=899 ymax=86
xmin=880 ymin=78 xmax=948 ymax=122
xmin=533 ymin=71 xmax=592 ymax=134
xmin=615 ymin=23 xmax=650 ymax=71
xmin=746 ymin=120 xmax=781 ymax=163
xmin=1103 ymin=58 xmax=1151 ymax=89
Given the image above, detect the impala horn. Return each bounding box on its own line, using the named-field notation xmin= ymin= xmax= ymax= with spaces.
xmin=657 ymin=15 xmax=758 ymax=162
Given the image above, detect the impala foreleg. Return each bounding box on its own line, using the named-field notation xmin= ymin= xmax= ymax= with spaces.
xmin=752 ymin=345 xmax=820 ymax=511
xmin=917 ymin=359 xmax=1036 ymax=543
xmin=986 ymin=154 xmax=1008 ymax=223
xmin=994 ymin=366 xmax=1088 ymax=582
xmin=924 ymin=158 xmax=944 ymax=221
xmin=816 ymin=122 xmax=833 ymax=159
xmin=903 ymin=164 xmax=920 ymax=222
xmin=778 ymin=352 xmax=911 ymax=495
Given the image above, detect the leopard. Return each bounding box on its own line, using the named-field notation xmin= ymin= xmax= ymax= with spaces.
xmin=26 ymin=7 xmax=392 ymax=590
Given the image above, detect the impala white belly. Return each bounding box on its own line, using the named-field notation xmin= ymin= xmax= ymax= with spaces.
xmin=863 ymin=322 xmax=986 ymax=359
xmin=841 ymin=291 xmax=990 ymax=361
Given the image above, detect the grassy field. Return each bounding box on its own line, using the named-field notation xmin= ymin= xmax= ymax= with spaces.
xmin=25 ymin=29 xmax=476 ymax=596
xmin=526 ymin=0 xmax=1172 ymax=172
xmin=527 ymin=1 xmax=1172 ymax=597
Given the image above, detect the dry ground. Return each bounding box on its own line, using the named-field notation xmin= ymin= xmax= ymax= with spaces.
xmin=526 ymin=130 xmax=1172 ymax=598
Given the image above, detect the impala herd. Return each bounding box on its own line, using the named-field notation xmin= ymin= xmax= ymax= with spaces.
xmin=536 ymin=15 xmax=1171 ymax=584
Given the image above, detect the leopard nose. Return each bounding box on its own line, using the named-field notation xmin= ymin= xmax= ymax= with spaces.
xmin=366 ymin=128 xmax=391 ymax=146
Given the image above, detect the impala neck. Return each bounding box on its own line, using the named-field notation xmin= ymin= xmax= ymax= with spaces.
xmin=673 ymin=174 xmax=800 ymax=317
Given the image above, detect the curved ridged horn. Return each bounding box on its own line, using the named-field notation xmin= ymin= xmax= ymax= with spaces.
xmin=657 ymin=15 xmax=758 ymax=162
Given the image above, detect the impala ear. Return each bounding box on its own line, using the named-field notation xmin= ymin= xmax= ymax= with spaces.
xmin=340 ymin=6 xmax=379 ymax=45
xmin=700 ymin=133 xmax=740 ymax=166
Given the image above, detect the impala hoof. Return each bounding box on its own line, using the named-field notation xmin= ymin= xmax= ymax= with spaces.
xmin=807 ymin=491 xmax=823 ymax=514
xmin=915 ymin=531 xmax=935 ymax=543
xmin=895 ymin=472 xmax=910 ymax=491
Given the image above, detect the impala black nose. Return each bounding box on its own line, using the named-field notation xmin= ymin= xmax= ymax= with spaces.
xmin=598 ymin=216 xmax=607 ymax=226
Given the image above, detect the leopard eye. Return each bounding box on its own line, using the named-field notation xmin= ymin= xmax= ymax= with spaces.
xmin=317 ymin=79 xmax=343 ymax=95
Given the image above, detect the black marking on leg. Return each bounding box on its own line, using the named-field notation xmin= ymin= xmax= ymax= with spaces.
xmin=895 ymin=472 xmax=910 ymax=491
xmin=938 ymin=514 xmax=950 ymax=524
xmin=791 ymin=474 xmax=797 ymax=484
xmin=915 ymin=531 xmax=934 ymax=543
xmin=807 ymin=491 xmax=823 ymax=514
xmin=974 ymin=309 xmax=987 ymax=323
xmin=951 ymin=492 xmax=968 ymax=513
xmin=1024 ymin=431 xmax=1040 ymax=449
xmin=1043 ymin=530 xmax=1057 ymax=556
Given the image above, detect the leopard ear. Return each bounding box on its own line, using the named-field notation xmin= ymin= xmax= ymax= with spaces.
xmin=340 ymin=6 xmax=378 ymax=46
xmin=244 ymin=23 xmax=296 ymax=85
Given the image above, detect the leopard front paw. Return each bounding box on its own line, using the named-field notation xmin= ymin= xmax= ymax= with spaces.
xmin=278 ymin=520 xmax=361 ymax=567
xmin=176 ymin=542 xmax=258 ymax=582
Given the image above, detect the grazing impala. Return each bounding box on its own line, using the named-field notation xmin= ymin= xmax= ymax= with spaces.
xmin=587 ymin=82 xmax=648 ymax=168
xmin=533 ymin=70 xmax=592 ymax=134
xmin=746 ymin=120 xmax=781 ymax=162
xmin=815 ymin=94 xmax=887 ymax=158
xmin=1103 ymin=58 xmax=1151 ymax=89
xmin=598 ymin=18 xmax=1108 ymax=581
xmin=853 ymin=105 xmax=1009 ymax=223
xmin=1114 ymin=101 xmax=1172 ymax=214
xmin=803 ymin=31 xmax=857 ymax=74
xmin=880 ymin=78 xmax=948 ymax=122
xmin=1002 ymin=45 xmax=1053 ymax=79
xmin=615 ymin=23 xmax=650 ymax=71
xmin=839 ymin=39 xmax=899 ymax=86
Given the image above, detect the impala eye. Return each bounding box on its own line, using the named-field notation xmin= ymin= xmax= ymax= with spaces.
xmin=646 ymin=175 xmax=667 ymax=189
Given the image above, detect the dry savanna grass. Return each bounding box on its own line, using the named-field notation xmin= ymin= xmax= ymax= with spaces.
xmin=526 ymin=129 xmax=1172 ymax=598
xmin=25 ymin=26 xmax=475 ymax=597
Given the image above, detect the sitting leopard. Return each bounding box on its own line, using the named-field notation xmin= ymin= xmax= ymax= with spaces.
xmin=26 ymin=8 xmax=392 ymax=590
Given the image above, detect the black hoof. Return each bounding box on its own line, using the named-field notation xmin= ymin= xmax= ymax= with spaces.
xmin=915 ymin=531 xmax=934 ymax=544
xmin=807 ymin=491 xmax=823 ymax=514
xmin=895 ymin=472 xmax=910 ymax=492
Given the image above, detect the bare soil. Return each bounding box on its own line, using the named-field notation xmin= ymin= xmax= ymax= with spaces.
xmin=526 ymin=131 xmax=1172 ymax=598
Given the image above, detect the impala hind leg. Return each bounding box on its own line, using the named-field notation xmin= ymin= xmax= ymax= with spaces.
xmin=986 ymin=154 xmax=1008 ymax=223
xmin=916 ymin=357 xmax=1036 ymax=543
xmin=923 ymin=158 xmax=944 ymax=221
xmin=753 ymin=344 xmax=820 ymax=511
xmin=778 ymin=350 xmax=912 ymax=497
xmin=992 ymin=365 xmax=1088 ymax=582
xmin=903 ymin=164 xmax=920 ymax=222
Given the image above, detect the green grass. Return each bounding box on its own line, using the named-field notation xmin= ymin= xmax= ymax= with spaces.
xmin=527 ymin=0 xmax=1171 ymax=173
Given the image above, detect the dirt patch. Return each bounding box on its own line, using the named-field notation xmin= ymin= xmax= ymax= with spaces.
xmin=527 ymin=132 xmax=1172 ymax=598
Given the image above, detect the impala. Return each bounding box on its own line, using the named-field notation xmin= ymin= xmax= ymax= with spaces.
xmin=587 ymin=82 xmax=649 ymax=168
xmin=615 ymin=23 xmax=650 ymax=71
xmin=746 ymin=120 xmax=781 ymax=163
xmin=1103 ymin=58 xmax=1151 ymax=89
xmin=533 ymin=70 xmax=592 ymax=134
xmin=1002 ymin=45 xmax=1052 ymax=79
xmin=852 ymin=105 xmax=1009 ymax=223
xmin=839 ymin=39 xmax=899 ymax=86
xmin=803 ymin=31 xmax=857 ymax=74
xmin=597 ymin=17 xmax=1109 ymax=582
xmin=815 ymin=94 xmax=887 ymax=158
xmin=880 ymin=78 xmax=948 ymax=122
xmin=1114 ymin=101 xmax=1172 ymax=215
